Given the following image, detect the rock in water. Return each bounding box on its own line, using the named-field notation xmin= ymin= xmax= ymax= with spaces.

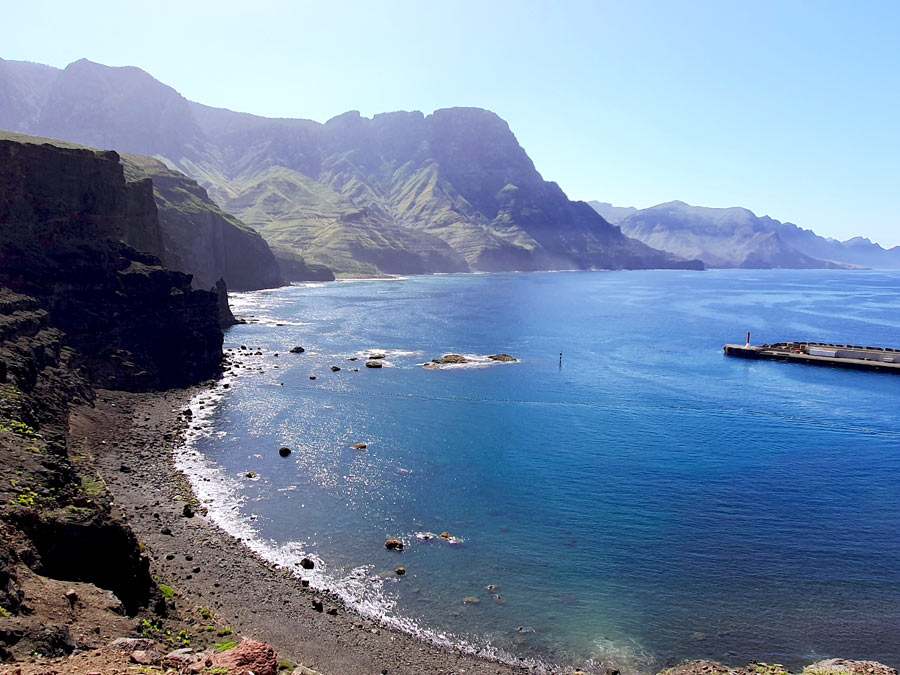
xmin=213 ymin=277 xmax=239 ymax=328
xmin=365 ymin=360 xmax=383 ymax=368
xmin=330 ymin=365 xmax=341 ymax=372
xmin=300 ymin=558 xmax=314 ymax=569
xmin=290 ymin=346 xmax=305 ymax=353
xmin=384 ymin=539 xmax=404 ymax=551
xmin=488 ymin=353 xmax=517 ymax=362
xmin=352 ymin=443 xmax=367 ymax=450
xmin=279 ymin=447 xmax=292 ymax=457
xmin=432 ymin=354 xmax=468 ymax=364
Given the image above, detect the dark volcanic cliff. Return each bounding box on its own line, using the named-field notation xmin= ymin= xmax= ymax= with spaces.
xmin=0 ymin=58 xmax=702 ymax=275
xmin=0 ymin=132 xmax=223 ymax=390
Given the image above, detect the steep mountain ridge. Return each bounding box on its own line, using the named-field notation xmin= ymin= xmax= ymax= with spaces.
xmin=0 ymin=57 xmax=702 ymax=274
xmin=592 ymin=200 xmax=899 ymax=269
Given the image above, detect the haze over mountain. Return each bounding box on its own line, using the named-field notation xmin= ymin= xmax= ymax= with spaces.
xmin=589 ymin=200 xmax=900 ymax=270
xmin=0 ymin=57 xmax=702 ymax=275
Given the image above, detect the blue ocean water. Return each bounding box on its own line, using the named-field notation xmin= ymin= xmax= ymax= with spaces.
xmin=185 ymin=270 xmax=900 ymax=673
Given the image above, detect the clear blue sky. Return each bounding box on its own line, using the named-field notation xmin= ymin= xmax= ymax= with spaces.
xmin=4 ymin=0 xmax=899 ymax=245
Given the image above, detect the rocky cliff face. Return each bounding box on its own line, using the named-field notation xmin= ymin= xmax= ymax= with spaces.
xmin=0 ymin=132 xmax=226 ymax=656
xmin=0 ymin=132 xmax=223 ymax=390
xmin=0 ymin=58 xmax=702 ymax=275
xmin=120 ymin=154 xmax=288 ymax=290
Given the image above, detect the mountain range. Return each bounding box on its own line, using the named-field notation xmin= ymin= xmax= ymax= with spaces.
xmin=589 ymin=201 xmax=900 ymax=270
xmin=0 ymin=57 xmax=702 ymax=275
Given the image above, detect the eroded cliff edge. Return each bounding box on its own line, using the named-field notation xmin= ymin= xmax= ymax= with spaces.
xmin=0 ymin=133 xmax=224 ymax=660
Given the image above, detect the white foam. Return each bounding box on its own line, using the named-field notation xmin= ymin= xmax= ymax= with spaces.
xmin=172 ymin=378 xmax=560 ymax=672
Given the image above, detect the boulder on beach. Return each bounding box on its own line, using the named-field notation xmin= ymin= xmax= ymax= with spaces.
xmin=384 ymin=539 xmax=404 ymax=551
xmin=432 ymin=354 xmax=468 ymax=364
xmin=365 ymin=360 xmax=383 ymax=368
xmin=290 ymin=346 xmax=305 ymax=353
xmin=208 ymin=639 xmax=278 ymax=675
xmin=488 ymin=353 xmax=517 ymax=362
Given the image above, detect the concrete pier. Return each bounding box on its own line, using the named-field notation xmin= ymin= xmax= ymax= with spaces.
xmin=724 ymin=341 xmax=900 ymax=374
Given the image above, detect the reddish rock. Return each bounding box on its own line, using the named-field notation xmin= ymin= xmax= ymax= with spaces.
xmin=208 ymin=639 xmax=278 ymax=675
xmin=130 ymin=649 xmax=161 ymax=665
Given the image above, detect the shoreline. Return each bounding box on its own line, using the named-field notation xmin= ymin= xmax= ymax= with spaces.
xmin=75 ymin=384 xmax=534 ymax=675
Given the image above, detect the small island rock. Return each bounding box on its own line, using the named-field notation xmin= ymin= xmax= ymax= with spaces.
xmin=432 ymin=354 xmax=467 ymax=364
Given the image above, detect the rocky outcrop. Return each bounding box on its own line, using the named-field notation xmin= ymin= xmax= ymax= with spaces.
xmin=214 ymin=278 xmax=239 ymax=328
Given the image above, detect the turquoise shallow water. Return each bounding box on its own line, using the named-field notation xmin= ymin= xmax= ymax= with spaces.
xmin=186 ymin=270 xmax=900 ymax=672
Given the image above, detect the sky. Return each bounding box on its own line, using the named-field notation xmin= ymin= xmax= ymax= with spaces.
xmin=4 ymin=0 xmax=899 ymax=246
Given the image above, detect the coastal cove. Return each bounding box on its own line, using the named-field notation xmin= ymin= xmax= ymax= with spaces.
xmin=180 ymin=269 xmax=900 ymax=673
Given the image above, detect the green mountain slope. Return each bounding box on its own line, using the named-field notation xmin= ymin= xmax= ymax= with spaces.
xmin=0 ymin=58 xmax=703 ymax=275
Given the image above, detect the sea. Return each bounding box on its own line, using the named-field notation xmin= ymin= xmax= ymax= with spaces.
xmin=177 ymin=269 xmax=900 ymax=673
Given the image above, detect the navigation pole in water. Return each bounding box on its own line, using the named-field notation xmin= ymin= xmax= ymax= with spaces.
xmin=746 ymin=331 xmax=751 ymax=347
xmin=559 ymin=351 xmax=563 ymax=368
